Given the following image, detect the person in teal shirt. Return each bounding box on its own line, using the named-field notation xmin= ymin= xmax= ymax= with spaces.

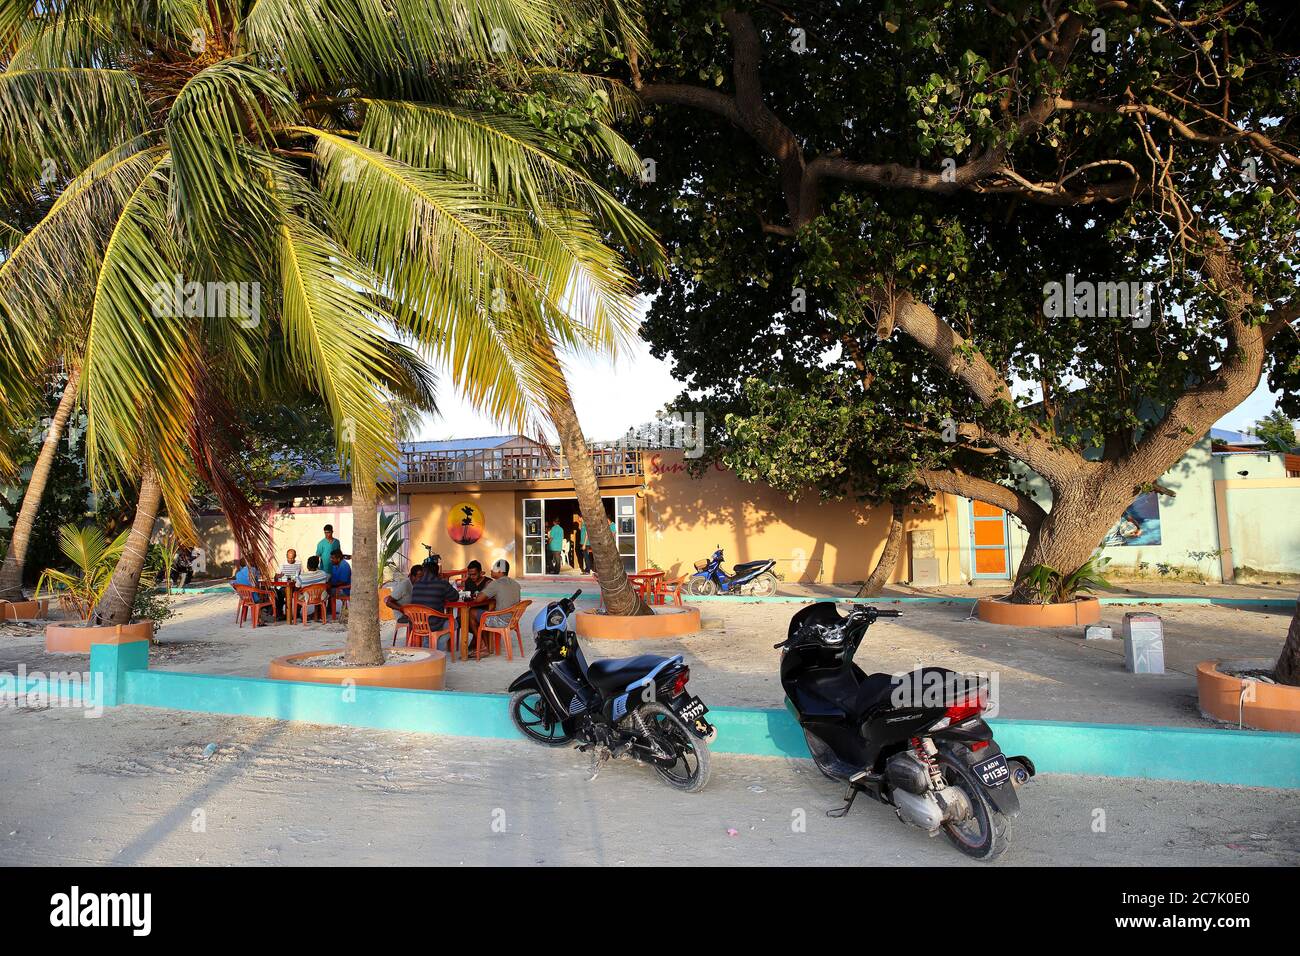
xmin=316 ymin=524 xmax=343 ymax=572
xmin=577 ymin=516 xmax=590 ymax=572
xmin=546 ymin=518 xmax=564 ymax=574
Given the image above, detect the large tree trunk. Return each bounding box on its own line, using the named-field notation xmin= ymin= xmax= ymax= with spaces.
xmin=542 ymin=356 xmax=649 ymax=616
xmin=1275 ymin=596 xmax=1300 ymax=687
xmin=1010 ymin=481 xmax=1131 ymax=602
xmin=857 ymin=499 xmax=904 ymax=596
xmin=0 ymin=366 xmax=80 ymax=601
xmin=344 ymin=474 xmax=383 ymax=664
xmin=93 ymin=467 xmax=162 ymax=626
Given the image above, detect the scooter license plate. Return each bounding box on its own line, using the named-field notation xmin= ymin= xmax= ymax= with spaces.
xmin=973 ymin=754 xmax=1010 ymax=787
xmin=672 ymin=695 xmax=709 ymax=724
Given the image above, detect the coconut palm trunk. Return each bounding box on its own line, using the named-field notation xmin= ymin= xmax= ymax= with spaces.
xmin=542 ymin=358 xmax=649 ymax=616
xmin=856 ymin=498 xmax=905 ymax=597
xmin=344 ymin=473 xmax=383 ymax=664
xmin=0 ymin=366 xmax=81 ymax=601
xmin=93 ymin=467 xmax=162 ymax=626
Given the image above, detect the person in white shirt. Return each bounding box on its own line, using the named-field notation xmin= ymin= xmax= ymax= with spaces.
xmin=295 ymin=555 xmax=331 ymax=620
xmin=277 ymin=549 xmax=302 ymax=580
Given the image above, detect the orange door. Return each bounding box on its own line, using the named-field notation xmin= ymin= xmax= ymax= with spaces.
xmin=970 ymin=500 xmax=1011 ymax=578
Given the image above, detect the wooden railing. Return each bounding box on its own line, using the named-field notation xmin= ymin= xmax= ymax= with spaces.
xmin=401 ymin=446 xmax=643 ymax=485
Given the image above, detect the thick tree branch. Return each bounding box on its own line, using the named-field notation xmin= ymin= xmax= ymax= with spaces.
xmin=915 ymin=467 xmax=1046 ymax=531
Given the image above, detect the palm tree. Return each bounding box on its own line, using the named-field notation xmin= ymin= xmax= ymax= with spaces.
xmin=0 ymin=1 xmax=660 ymax=659
xmin=0 ymin=364 xmax=80 ymax=601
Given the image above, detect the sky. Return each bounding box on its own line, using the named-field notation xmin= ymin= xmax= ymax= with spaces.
xmin=413 ymin=338 xmax=1286 ymax=443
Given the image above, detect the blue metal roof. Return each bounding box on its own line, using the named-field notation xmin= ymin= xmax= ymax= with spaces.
xmin=1210 ymin=427 xmax=1266 ymax=446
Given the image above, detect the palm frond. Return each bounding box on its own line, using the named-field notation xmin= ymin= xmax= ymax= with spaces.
xmin=0 ymin=67 xmax=147 ymax=198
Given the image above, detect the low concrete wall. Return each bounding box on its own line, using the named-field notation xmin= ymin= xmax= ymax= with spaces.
xmin=44 ymin=637 xmax=1298 ymax=790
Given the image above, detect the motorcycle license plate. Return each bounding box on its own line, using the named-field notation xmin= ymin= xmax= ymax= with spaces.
xmin=973 ymin=754 xmax=1010 ymax=788
xmin=672 ymin=695 xmax=709 ymax=724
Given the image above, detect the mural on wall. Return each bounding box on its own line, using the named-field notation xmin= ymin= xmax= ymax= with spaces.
xmin=1103 ymin=492 xmax=1162 ymax=547
xmin=447 ymin=502 xmax=485 ymax=545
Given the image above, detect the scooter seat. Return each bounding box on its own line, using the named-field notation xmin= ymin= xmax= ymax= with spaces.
xmin=733 ymin=560 xmax=771 ymax=574
xmin=586 ymin=654 xmax=675 ymax=694
xmin=852 ymin=673 xmax=898 ymax=717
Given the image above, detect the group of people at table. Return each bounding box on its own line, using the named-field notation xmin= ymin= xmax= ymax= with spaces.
xmin=234 ymin=523 xmax=522 ymax=655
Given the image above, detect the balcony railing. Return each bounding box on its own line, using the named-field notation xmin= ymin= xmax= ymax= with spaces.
xmin=401 ymin=446 xmax=643 ymax=485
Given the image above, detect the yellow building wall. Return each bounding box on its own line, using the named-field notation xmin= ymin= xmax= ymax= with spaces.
xmin=641 ymin=451 xmax=960 ymax=585
xmin=407 ymin=489 xmax=520 ymax=572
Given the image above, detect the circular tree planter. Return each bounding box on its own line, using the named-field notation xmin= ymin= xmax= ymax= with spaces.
xmin=268 ymin=648 xmax=447 ymax=690
xmin=576 ymin=605 xmax=701 ymax=640
xmin=1197 ymin=659 xmax=1300 ymax=733
xmin=45 ymin=621 xmax=152 ymax=654
xmin=2 ymin=599 xmax=49 ymax=621
xmin=975 ymin=596 xmax=1101 ymax=627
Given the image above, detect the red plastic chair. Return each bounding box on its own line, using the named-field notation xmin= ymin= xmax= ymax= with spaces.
xmin=655 ymin=575 xmax=687 ymax=607
xmin=472 ymin=600 xmax=532 ymax=661
xmin=234 ymin=583 xmax=276 ymax=628
xmin=294 ymin=583 xmax=330 ymax=624
xmin=401 ymin=604 xmax=454 ymax=654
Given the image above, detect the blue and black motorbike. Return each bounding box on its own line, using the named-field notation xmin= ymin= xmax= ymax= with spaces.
xmin=507 ymin=590 xmax=715 ymax=792
xmin=687 ymin=547 xmax=779 ymax=597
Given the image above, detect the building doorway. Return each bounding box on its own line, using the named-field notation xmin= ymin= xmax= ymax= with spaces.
xmin=521 ymin=495 xmax=638 ymax=576
xmin=968 ymin=500 xmax=1012 ymax=579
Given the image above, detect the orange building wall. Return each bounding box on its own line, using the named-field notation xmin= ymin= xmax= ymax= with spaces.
xmin=641 ymin=451 xmax=960 ymax=585
xmin=407 ymin=490 xmax=520 ymax=572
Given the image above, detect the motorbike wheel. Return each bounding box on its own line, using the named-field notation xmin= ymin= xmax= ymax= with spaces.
xmin=936 ymin=751 xmax=1009 ymax=861
xmin=686 ymin=576 xmax=718 ymax=596
xmin=639 ymin=702 xmax=711 ymax=793
xmin=509 ymin=689 xmax=574 ymax=747
xmin=745 ymin=572 xmax=778 ymax=597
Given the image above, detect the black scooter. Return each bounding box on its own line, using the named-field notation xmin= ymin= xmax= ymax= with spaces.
xmin=508 ymin=590 xmax=715 ymax=792
xmin=778 ymin=602 xmax=1034 ymax=860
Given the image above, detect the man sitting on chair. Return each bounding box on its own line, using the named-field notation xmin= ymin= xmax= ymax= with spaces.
xmin=296 ymin=555 xmax=330 ymax=621
xmin=469 ymin=559 xmax=522 ymax=651
xmin=408 ymin=555 xmax=458 ymax=651
xmin=327 ymin=550 xmax=352 ymax=617
xmin=384 ymin=565 xmax=423 ymax=632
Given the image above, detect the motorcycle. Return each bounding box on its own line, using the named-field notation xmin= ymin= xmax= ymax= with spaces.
xmin=777 ymin=602 xmax=1034 ymax=860
xmin=508 ymin=590 xmax=715 ymax=792
xmin=687 ymin=547 xmax=778 ymax=597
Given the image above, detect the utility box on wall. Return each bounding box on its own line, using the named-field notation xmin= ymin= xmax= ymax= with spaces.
xmin=909 ymin=529 xmax=939 ymax=586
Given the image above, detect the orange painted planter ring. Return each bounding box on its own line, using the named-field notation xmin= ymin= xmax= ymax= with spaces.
xmin=2 ymin=599 xmax=49 ymax=621
xmin=575 ymin=605 xmax=701 ymax=640
xmin=1197 ymin=659 xmax=1300 ymax=733
xmin=45 ymin=621 xmax=152 ymax=654
xmin=267 ymin=648 xmax=447 ymax=690
xmin=974 ymin=596 xmax=1102 ymax=627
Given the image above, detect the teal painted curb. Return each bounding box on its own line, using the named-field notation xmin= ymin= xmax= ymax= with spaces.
xmin=664 ymin=594 xmax=1294 ymax=608
xmin=42 ymin=641 xmax=1300 ymax=790
xmin=106 ymin=668 xmax=1299 ymax=789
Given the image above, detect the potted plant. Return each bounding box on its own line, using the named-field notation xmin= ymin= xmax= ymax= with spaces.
xmin=38 ymin=525 xmax=153 ymax=652
xmin=975 ymin=557 xmax=1108 ymax=626
xmin=376 ymin=510 xmax=409 ymax=622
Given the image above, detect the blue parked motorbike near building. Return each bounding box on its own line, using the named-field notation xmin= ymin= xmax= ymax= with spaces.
xmin=687 ymin=548 xmax=779 ymax=597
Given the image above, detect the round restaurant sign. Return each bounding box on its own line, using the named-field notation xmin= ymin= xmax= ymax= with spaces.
xmin=447 ymin=501 xmax=484 ymax=545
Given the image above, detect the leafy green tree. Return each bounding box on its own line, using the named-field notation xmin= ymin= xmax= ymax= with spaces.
xmin=1254 ymin=408 xmax=1297 ymax=453
xmin=608 ymin=1 xmax=1298 ymax=611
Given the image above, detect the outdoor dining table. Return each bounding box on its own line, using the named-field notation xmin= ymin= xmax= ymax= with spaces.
xmin=445 ymin=595 xmax=490 ymax=660
xmin=265 ymin=579 xmax=297 ymax=622
xmin=626 ymin=570 xmax=664 ymax=601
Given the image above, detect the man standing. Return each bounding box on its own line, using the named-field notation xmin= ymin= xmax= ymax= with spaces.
xmin=546 ymin=518 xmax=563 ymax=574
xmin=575 ymin=515 xmax=590 ymax=573
xmin=316 ymin=524 xmax=343 ymax=575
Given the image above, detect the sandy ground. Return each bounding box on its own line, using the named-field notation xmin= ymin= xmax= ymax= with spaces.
xmin=1 ymin=584 xmax=1291 ymax=726
xmin=0 ymin=705 xmax=1296 ymax=867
